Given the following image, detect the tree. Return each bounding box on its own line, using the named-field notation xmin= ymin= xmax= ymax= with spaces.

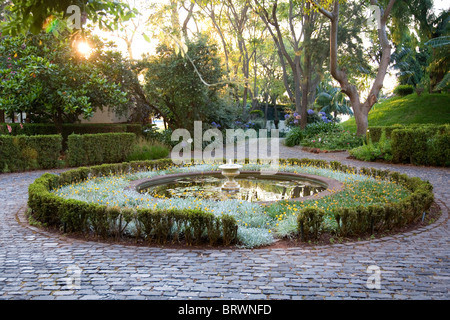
xmin=253 ymin=0 xmax=329 ymax=129
xmin=0 ymin=0 xmax=133 ymax=35
xmin=308 ymin=0 xmax=397 ymax=135
xmin=314 ymin=77 xmax=353 ymax=120
xmin=143 ymin=34 xmax=232 ymax=131
xmin=0 ymin=32 xmax=129 ymax=132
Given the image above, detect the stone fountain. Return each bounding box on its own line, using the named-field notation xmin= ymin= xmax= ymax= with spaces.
xmin=219 ymin=160 xmax=243 ymax=192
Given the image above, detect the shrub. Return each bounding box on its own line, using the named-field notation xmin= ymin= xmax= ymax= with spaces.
xmin=303 ymin=121 xmax=341 ymax=136
xmin=67 ymin=133 xmax=136 ymax=167
xmin=284 ymin=127 xmax=304 ymax=146
xmin=297 ymin=207 xmax=325 ymax=241
xmin=350 ymin=129 xmax=392 ymax=162
xmin=394 ymin=84 xmax=414 ymax=96
xmin=391 ymin=126 xmax=450 ymax=166
xmin=302 ymin=129 xmax=363 ymax=150
xmin=366 ymin=125 xmax=404 ymax=143
xmin=0 ymin=123 xmax=143 ymax=149
xmin=0 ymin=135 xmax=62 ymax=172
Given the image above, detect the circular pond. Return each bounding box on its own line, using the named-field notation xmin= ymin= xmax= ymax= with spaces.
xmin=133 ymin=171 xmax=329 ymax=203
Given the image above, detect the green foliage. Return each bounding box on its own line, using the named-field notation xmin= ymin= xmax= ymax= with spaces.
xmin=0 ymin=135 xmax=61 ymax=172
xmin=126 ymin=138 xmax=170 ymax=162
xmin=0 ymin=122 xmax=143 ymax=150
xmin=301 ymin=128 xmax=364 ymax=151
xmin=0 ymin=0 xmax=135 ymax=36
xmin=0 ymin=32 xmax=130 ymax=129
xmin=297 ymin=207 xmax=325 ymax=242
xmin=349 ymin=129 xmax=393 ymax=162
xmin=284 ymin=127 xmax=304 ymax=147
xmin=314 ymin=83 xmax=353 ymax=119
xmin=391 ymin=126 xmax=450 ymax=166
xmin=143 ymin=34 xmax=233 ymax=131
xmin=394 ymin=84 xmax=415 ymax=96
xmin=67 ymin=133 xmax=136 ymax=167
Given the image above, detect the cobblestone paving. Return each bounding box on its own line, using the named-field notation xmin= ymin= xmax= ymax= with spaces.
xmin=0 ymin=146 xmax=448 ymax=300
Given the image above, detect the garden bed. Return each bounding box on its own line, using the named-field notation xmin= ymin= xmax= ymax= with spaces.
xmin=27 ymin=158 xmax=435 ymax=249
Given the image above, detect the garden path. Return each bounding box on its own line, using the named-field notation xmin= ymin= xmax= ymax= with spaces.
xmin=0 ymin=144 xmax=448 ymax=300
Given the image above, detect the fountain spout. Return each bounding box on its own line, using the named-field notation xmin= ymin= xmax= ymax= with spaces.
xmin=219 ymin=160 xmax=242 ymax=192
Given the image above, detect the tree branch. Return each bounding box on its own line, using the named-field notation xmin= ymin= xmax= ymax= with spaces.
xmin=307 ymin=0 xmax=333 ymax=20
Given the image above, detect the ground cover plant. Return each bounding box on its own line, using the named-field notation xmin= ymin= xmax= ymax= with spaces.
xmin=28 ymin=158 xmax=433 ymax=248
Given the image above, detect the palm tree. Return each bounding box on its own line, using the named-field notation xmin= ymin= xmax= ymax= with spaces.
xmin=314 ymin=86 xmax=353 ymax=120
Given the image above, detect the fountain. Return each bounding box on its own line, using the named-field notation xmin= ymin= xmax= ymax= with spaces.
xmin=218 ymin=160 xmax=243 ymax=192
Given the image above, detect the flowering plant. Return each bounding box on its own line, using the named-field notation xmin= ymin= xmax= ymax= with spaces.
xmin=284 ymin=112 xmax=302 ymax=127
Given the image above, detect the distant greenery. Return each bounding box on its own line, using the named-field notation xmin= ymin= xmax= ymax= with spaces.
xmin=341 ymin=93 xmax=450 ymax=131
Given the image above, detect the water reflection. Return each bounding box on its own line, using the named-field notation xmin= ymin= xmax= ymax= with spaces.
xmin=139 ymin=175 xmax=326 ymax=202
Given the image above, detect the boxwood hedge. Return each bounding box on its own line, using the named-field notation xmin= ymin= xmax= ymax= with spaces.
xmin=27 ymin=158 xmax=434 ymax=246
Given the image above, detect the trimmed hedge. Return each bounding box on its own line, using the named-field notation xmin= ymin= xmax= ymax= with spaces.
xmin=393 ymin=84 xmax=414 ymax=96
xmin=27 ymin=158 xmax=435 ymax=246
xmin=391 ymin=126 xmax=450 ymax=166
xmin=297 ymin=207 xmax=325 ymax=241
xmin=27 ymin=159 xmax=238 ymax=246
xmin=67 ymin=133 xmax=136 ymax=167
xmin=0 ymin=123 xmax=143 ymax=149
xmin=0 ymin=135 xmax=62 ymax=172
xmin=283 ymin=158 xmax=434 ymax=241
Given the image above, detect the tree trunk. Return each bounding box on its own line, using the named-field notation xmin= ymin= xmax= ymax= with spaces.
xmin=53 ymin=109 xmax=64 ymax=134
xmin=0 ymin=110 xmax=4 ymax=123
xmin=353 ymin=102 xmax=369 ymax=136
xmin=300 ymin=84 xmax=309 ymax=129
xmin=309 ymin=0 xmax=396 ymax=136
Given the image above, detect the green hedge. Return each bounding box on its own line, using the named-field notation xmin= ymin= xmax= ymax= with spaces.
xmin=27 ymin=158 xmax=435 ymax=246
xmin=0 ymin=135 xmax=62 ymax=172
xmin=27 ymin=160 xmax=238 ymax=246
xmin=0 ymin=123 xmax=143 ymax=149
xmin=67 ymin=133 xmax=136 ymax=167
xmin=391 ymin=126 xmax=450 ymax=166
xmin=367 ymin=124 xmax=449 ymax=143
xmin=393 ymin=84 xmax=414 ymax=96
xmin=277 ymin=159 xmax=434 ymax=242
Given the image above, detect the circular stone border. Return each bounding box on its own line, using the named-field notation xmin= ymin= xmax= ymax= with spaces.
xmin=125 ymin=170 xmax=345 ymax=204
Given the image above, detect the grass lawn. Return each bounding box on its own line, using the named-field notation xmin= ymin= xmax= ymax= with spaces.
xmin=341 ymin=93 xmax=450 ymax=131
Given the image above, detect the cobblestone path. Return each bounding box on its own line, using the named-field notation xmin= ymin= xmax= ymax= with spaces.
xmin=0 ymin=146 xmax=448 ymax=300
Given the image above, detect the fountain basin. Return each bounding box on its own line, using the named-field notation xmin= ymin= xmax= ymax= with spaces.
xmin=127 ymin=171 xmax=344 ymax=203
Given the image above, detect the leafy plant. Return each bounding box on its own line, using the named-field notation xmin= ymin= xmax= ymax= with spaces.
xmin=284 ymin=127 xmax=304 ymax=147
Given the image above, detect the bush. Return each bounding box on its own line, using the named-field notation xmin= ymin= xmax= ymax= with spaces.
xmin=302 ymin=129 xmax=363 ymax=150
xmin=0 ymin=135 xmax=62 ymax=172
xmin=0 ymin=123 xmax=143 ymax=149
xmin=67 ymin=133 xmax=136 ymax=167
xmin=394 ymin=84 xmax=414 ymax=96
xmin=303 ymin=121 xmax=341 ymax=136
xmin=297 ymin=207 xmax=325 ymax=241
xmin=391 ymin=126 xmax=450 ymax=166
xmin=284 ymin=127 xmax=304 ymax=146
xmin=350 ymin=129 xmax=392 ymax=162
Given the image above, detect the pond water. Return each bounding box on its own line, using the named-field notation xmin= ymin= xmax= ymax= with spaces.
xmin=139 ymin=173 xmax=326 ymax=202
